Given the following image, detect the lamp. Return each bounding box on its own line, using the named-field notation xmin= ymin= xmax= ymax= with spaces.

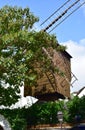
xmin=57 ymin=111 xmax=63 ymax=130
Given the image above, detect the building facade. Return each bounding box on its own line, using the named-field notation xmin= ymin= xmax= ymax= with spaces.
xmin=24 ymin=46 xmax=72 ymax=101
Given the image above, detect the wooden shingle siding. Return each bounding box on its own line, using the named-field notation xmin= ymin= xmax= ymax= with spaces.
xmin=24 ymin=46 xmax=72 ymax=100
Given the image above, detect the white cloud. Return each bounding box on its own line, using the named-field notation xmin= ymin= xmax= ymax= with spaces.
xmin=61 ymin=39 xmax=85 ymax=92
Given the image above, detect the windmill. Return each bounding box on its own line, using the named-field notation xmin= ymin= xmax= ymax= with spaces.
xmin=41 ymin=0 xmax=85 ymax=33
xmin=24 ymin=0 xmax=84 ymax=101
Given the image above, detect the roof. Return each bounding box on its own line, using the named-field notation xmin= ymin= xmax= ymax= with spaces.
xmin=72 ymin=86 xmax=85 ymax=98
xmin=77 ymin=86 xmax=85 ymax=98
xmin=57 ymin=43 xmax=72 ymax=59
xmin=63 ymin=50 xmax=72 ymax=59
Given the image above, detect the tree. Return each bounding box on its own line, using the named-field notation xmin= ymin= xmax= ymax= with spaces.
xmin=0 ymin=6 xmax=66 ymax=106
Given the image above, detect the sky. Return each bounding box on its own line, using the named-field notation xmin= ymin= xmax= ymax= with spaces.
xmin=0 ymin=0 xmax=85 ymax=93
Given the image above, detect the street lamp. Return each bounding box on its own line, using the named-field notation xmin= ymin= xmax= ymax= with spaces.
xmin=57 ymin=111 xmax=63 ymax=130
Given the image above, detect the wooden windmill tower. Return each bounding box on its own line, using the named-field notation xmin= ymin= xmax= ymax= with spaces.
xmin=24 ymin=0 xmax=85 ymax=101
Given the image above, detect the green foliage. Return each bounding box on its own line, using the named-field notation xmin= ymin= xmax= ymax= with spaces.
xmin=0 ymin=5 xmax=39 ymax=106
xmin=0 ymin=96 xmax=85 ymax=128
xmin=0 ymin=5 xmax=66 ymax=107
xmin=56 ymin=45 xmax=67 ymax=51
xmin=67 ymin=96 xmax=85 ymax=122
xmin=0 ymin=6 xmax=59 ymax=106
xmin=26 ymin=96 xmax=85 ymax=124
xmin=0 ymin=108 xmax=27 ymax=130
xmin=26 ymin=101 xmax=66 ymax=125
